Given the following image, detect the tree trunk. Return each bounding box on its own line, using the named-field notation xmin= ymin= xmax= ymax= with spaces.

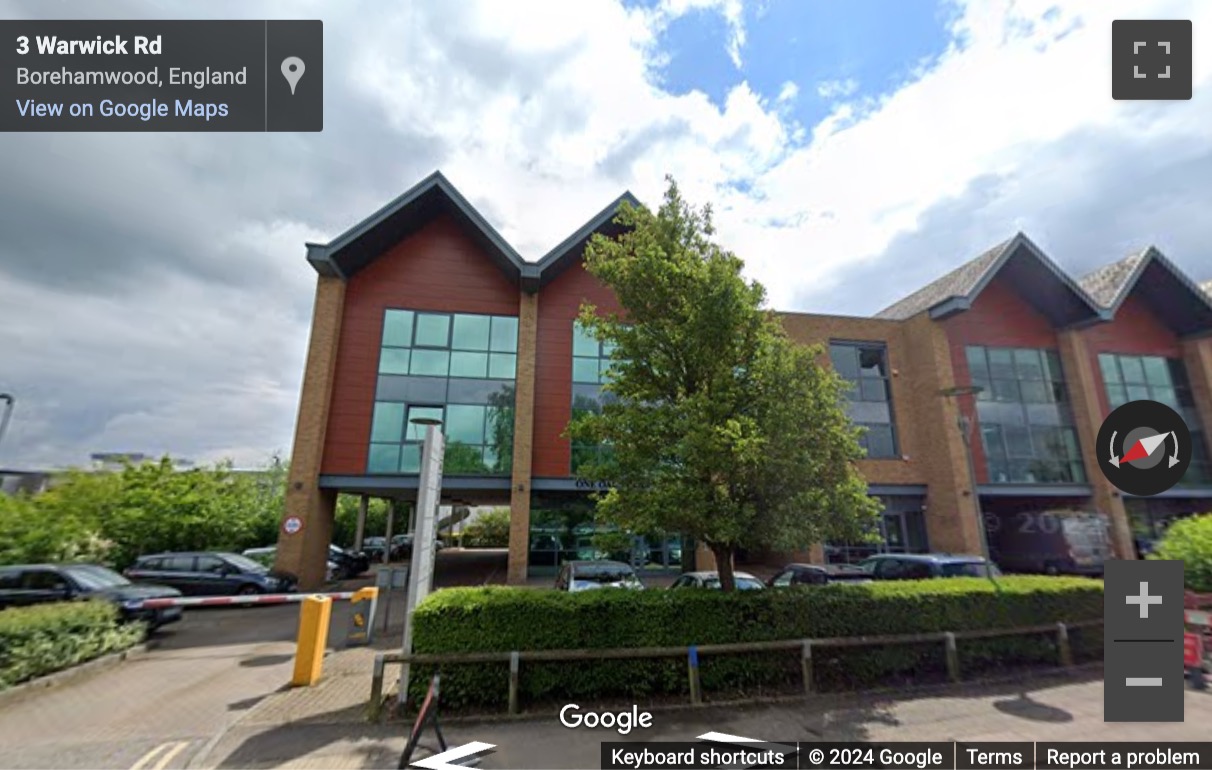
xmin=711 ymin=543 xmax=737 ymax=591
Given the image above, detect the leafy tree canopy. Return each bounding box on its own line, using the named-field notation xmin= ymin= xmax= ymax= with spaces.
xmin=569 ymin=177 xmax=881 ymax=589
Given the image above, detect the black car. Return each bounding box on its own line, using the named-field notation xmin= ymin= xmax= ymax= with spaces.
xmin=328 ymin=544 xmax=370 ymax=578
xmin=125 ymin=551 xmax=297 ymax=596
xmin=0 ymin=563 xmax=183 ymax=629
xmin=362 ymin=536 xmax=407 ymax=562
xmin=767 ymin=563 xmax=873 ymax=587
xmin=857 ymin=553 xmax=1001 ymax=580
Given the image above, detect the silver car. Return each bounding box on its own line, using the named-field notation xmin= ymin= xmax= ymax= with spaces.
xmin=669 ymin=570 xmax=765 ymax=590
xmin=554 ymin=560 xmax=645 ymax=592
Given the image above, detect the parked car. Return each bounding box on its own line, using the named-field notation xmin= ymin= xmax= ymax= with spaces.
xmin=242 ymin=547 xmax=340 ymax=582
xmin=328 ymin=544 xmax=370 ymax=578
xmin=0 ymin=563 xmax=183 ymax=629
xmin=554 ymin=560 xmax=645 ymax=592
xmin=767 ymin=563 xmax=873 ymax=587
xmin=362 ymin=536 xmax=408 ymax=562
xmin=857 ymin=553 xmax=1001 ymax=580
xmin=669 ymin=571 xmax=766 ymax=590
xmin=987 ymin=510 xmax=1111 ymax=576
xmin=125 ymin=551 xmax=297 ymax=596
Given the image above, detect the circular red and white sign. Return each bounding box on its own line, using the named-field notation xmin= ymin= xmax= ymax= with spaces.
xmin=282 ymin=515 xmax=304 ymax=535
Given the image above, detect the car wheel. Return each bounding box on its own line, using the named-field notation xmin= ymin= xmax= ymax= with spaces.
xmin=1044 ymin=563 xmax=1060 ymax=576
xmin=237 ymin=584 xmax=262 ymax=596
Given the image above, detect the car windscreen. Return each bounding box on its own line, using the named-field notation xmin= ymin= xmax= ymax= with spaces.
xmin=941 ymin=562 xmax=998 ymax=577
xmin=704 ymin=577 xmax=764 ymax=590
xmin=62 ymin=565 xmax=131 ymax=589
xmin=218 ymin=554 xmax=269 ymax=573
xmin=573 ymin=570 xmax=638 ymax=585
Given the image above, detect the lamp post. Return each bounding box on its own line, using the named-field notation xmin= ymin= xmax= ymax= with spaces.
xmin=398 ymin=416 xmax=445 ymax=707
xmin=939 ymin=385 xmax=997 ymax=582
xmin=0 ymin=394 xmax=14 ymax=459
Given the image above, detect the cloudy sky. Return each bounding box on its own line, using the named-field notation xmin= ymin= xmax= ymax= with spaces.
xmin=1 ymin=0 xmax=1210 ymax=469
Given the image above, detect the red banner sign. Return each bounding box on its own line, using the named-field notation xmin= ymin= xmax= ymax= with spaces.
xmin=1185 ymin=632 xmax=1203 ymax=668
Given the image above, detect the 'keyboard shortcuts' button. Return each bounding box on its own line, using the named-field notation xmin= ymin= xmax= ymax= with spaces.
xmin=1104 ymin=559 xmax=1185 ymax=721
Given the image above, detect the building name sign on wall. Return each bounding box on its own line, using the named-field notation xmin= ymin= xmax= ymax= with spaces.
xmin=575 ymin=478 xmax=614 ymax=490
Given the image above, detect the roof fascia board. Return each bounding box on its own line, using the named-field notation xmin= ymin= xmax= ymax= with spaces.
xmin=928 ymin=297 xmax=972 ymax=319
xmin=533 ymin=192 xmax=642 ymax=285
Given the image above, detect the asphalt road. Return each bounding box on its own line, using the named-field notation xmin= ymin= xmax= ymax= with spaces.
xmin=0 ymin=602 xmax=349 ymax=770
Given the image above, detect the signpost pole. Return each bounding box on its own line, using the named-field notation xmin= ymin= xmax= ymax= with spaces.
xmin=397 ymin=422 xmax=444 ymax=707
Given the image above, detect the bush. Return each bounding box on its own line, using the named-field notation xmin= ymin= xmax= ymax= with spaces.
xmin=409 ymin=576 xmax=1103 ymax=710
xmin=0 ymin=601 xmax=145 ymax=689
xmin=460 ymin=509 xmax=510 ymax=548
xmin=1152 ymin=513 xmax=1212 ymax=591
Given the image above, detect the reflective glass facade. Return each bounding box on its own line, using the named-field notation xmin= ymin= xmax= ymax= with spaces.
xmin=823 ymin=496 xmax=928 ymax=565
xmin=828 ymin=342 xmax=899 ymax=458
xmin=1098 ymin=353 xmax=1212 ymax=485
xmin=368 ymin=310 xmax=517 ymax=475
xmin=527 ymin=492 xmax=685 ymax=576
xmin=966 ymin=345 xmax=1085 ymax=483
xmin=571 ymin=320 xmax=618 ymax=474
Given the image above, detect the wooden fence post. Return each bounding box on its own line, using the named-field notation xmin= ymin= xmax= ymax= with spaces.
xmin=688 ymin=645 xmax=702 ymax=705
xmin=368 ymin=654 xmax=385 ymax=722
xmin=801 ymin=641 xmax=814 ymax=694
xmin=945 ymin=632 xmax=960 ymax=683
xmin=508 ymin=651 xmax=520 ymax=715
xmin=1056 ymin=623 xmax=1073 ymax=667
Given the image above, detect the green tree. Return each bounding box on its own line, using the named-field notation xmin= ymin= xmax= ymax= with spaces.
xmin=1151 ymin=513 xmax=1212 ymax=592
xmin=461 ymin=508 xmax=511 ymax=548
xmin=568 ymin=177 xmax=881 ymax=590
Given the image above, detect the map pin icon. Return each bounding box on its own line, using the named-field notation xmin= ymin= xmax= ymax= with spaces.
xmin=281 ymin=57 xmax=305 ymax=95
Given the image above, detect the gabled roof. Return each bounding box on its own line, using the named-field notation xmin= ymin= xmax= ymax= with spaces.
xmin=305 ymin=171 xmax=638 ymax=292
xmin=1078 ymin=247 xmax=1212 ymax=337
xmin=875 ymin=233 xmax=1105 ymax=328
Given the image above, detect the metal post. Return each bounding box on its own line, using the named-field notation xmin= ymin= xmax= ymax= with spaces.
xmin=688 ymin=645 xmax=702 ymax=705
xmin=801 ymin=640 xmax=814 ymax=694
xmin=384 ymin=501 xmax=395 ymax=564
xmin=508 ymin=651 xmax=520 ymax=714
xmin=0 ymin=394 xmax=14 ymax=457
xmin=945 ymin=632 xmax=960 ymax=682
xmin=1057 ymin=622 xmax=1073 ymax=667
xmin=398 ymin=422 xmax=445 ymax=707
xmin=354 ymin=494 xmax=368 ymax=552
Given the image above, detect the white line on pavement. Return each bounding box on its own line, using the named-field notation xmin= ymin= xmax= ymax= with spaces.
xmin=151 ymin=741 xmax=190 ymax=770
xmin=130 ymin=741 xmax=189 ymax=770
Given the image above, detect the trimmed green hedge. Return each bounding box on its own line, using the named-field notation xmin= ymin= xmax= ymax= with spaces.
xmin=409 ymin=576 xmax=1103 ymax=710
xmin=0 ymin=601 xmax=145 ymax=689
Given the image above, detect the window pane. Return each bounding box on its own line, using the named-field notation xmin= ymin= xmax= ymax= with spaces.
xmin=988 ymin=348 xmax=1015 ymax=379
xmin=368 ymin=444 xmax=401 ymax=473
xmin=446 ymin=444 xmax=488 ymax=474
xmin=830 ymin=344 xmax=859 ymax=379
xmin=377 ymin=375 xmax=447 ymax=404
xmin=489 ymin=353 xmax=516 ymax=380
xmin=1019 ymin=380 xmax=1048 ymax=403
xmin=1106 ymin=384 xmax=1128 ymax=409
xmin=1126 ymin=385 xmax=1151 ymax=402
xmin=491 ymin=316 xmax=519 ymax=353
xmin=383 ymin=310 xmax=414 ymax=348
xmin=1119 ymin=356 xmax=1146 ymax=384
xmin=859 ymin=378 xmax=888 ymax=402
xmin=573 ymin=322 xmax=599 ymax=357
xmin=379 ymin=348 xmax=411 ymax=375
xmin=1152 ymin=386 xmax=1178 ymax=409
xmin=483 ymin=445 xmax=501 ymax=473
xmin=410 ymin=349 xmax=450 ymax=377
xmin=847 ymin=401 xmax=891 ymax=424
xmin=1168 ymin=359 xmax=1190 ymax=386
xmin=972 ymin=377 xmax=992 ymax=400
xmin=573 ymin=357 xmax=600 ymax=383
xmin=447 ymin=379 xmax=512 ymax=404
xmin=858 ymin=347 xmax=887 ymax=378
xmin=978 ymin=401 xmax=1025 ymax=425
xmin=1043 ymin=351 xmax=1065 ymax=382
xmin=965 ymin=346 xmax=988 ymax=379
xmin=370 ymin=402 xmax=406 ymax=443
xmin=405 ymin=407 xmax=444 ymax=440
xmin=991 ymin=379 xmax=1020 ymax=402
xmin=1032 ymin=426 xmax=1060 ymax=459
xmin=414 ymin=313 xmax=451 ymax=348
xmin=865 ymin=424 xmax=897 ymax=458
xmin=1070 ymin=461 xmax=1086 ymax=483
xmin=981 ymin=424 xmax=1006 ymax=460
xmin=446 ymin=405 xmax=486 ymax=444
xmin=1004 ymin=426 xmax=1033 ymax=458
xmin=1013 ymin=348 xmax=1044 ymax=380
xmin=449 ymin=351 xmax=488 ymax=379
xmin=1098 ymin=354 xmax=1120 ymax=384
xmin=1142 ymin=356 xmax=1172 ymax=386
xmin=452 ymin=315 xmax=491 ymax=351
xmin=1061 ymin=427 xmax=1080 ymax=458
xmin=399 ymin=444 xmax=421 ymax=473
xmin=1026 ymin=403 xmax=1065 ymax=426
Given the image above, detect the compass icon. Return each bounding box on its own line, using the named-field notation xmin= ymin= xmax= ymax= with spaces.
xmin=1096 ymin=400 xmax=1191 ymax=496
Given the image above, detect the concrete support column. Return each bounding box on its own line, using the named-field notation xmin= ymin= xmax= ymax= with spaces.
xmin=507 ymin=291 xmax=539 ymax=584
xmin=353 ymin=494 xmax=368 ymax=551
xmin=384 ymin=501 xmax=396 ymax=564
xmin=903 ymin=314 xmax=983 ymax=555
xmin=1059 ymin=330 xmax=1134 ymax=559
xmin=277 ymin=276 xmax=346 ymax=590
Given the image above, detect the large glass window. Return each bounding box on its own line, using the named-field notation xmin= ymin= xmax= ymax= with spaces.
xmin=829 ymin=342 xmax=899 ymax=459
xmin=824 ymin=496 xmax=928 ymax=565
xmin=967 ymin=345 xmax=1084 ymax=483
xmin=1098 ymin=353 xmax=1212 ymax=485
xmin=571 ymin=320 xmax=620 ymax=474
xmin=368 ymin=309 xmax=517 ymax=475
xmin=527 ymin=492 xmax=684 ymax=576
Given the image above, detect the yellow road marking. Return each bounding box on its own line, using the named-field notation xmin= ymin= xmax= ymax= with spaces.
xmin=151 ymin=741 xmax=189 ymax=770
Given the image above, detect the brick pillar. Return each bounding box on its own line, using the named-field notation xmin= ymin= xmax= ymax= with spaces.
xmin=276 ymin=276 xmax=345 ymax=590
xmin=507 ymin=291 xmax=539 ymax=584
xmin=1059 ymin=329 xmax=1134 ymax=559
xmin=903 ymin=314 xmax=983 ymax=555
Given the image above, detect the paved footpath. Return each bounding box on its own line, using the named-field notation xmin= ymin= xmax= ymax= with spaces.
xmin=196 ymin=667 xmax=1212 ymax=769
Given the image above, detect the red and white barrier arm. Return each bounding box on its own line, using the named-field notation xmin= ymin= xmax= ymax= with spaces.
xmin=136 ymin=590 xmax=368 ymax=609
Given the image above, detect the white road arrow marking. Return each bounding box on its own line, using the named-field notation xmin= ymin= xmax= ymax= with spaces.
xmin=411 ymin=741 xmax=495 ymax=770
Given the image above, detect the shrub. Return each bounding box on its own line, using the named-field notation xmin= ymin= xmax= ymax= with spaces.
xmin=460 ymin=509 xmax=510 ymax=548
xmin=409 ymin=576 xmax=1102 ymax=710
xmin=1151 ymin=514 xmax=1212 ymax=592
xmin=0 ymin=601 xmax=145 ymax=689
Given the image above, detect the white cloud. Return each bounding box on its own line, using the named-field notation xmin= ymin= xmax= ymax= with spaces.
xmin=777 ymin=81 xmax=799 ymax=103
xmin=816 ymin=78 xmax=859 ymax=99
